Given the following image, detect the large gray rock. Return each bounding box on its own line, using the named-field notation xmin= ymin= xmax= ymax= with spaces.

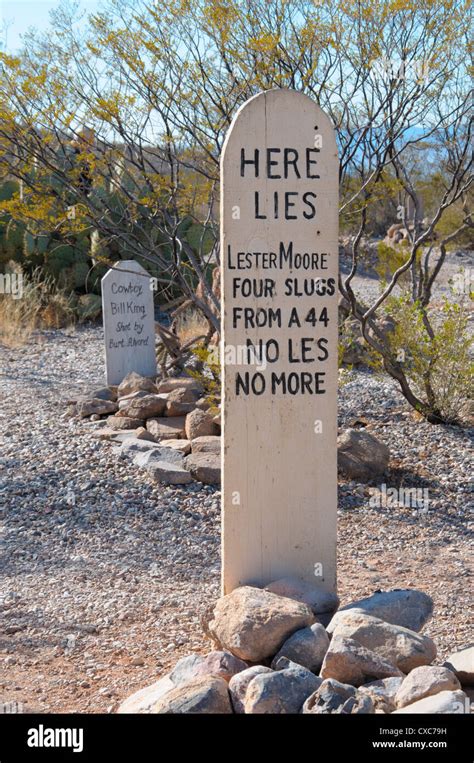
xmin=185 ymin=409 xmax=220 ymax=440
xmin=170 ymin=651 xmax=248 ymax=685
xmin=117 ymin=674 xmax=174 ymax=713
xmin=146 ymin=416 xmax=186 ymax=440
xmin=83 ymin=386 xmax=116 ymax=402
xmin=118 ymin=439 xmax=163 ymax=461
xmin=331 ymin=589 xmax=433 ymax=633
xmin=118 ymin=394 xmax=167 ymax=420
xmin=152 ymin=675 xmax=233 ymax=714
xmin=337 ymin=428 xmax=390 ymax=480
xmin=146 ymin=460 xmax=193 ymax=484
xmin=117 ymin=372 xmax=157 ymax=397
xmin=265 ymin=577 xmax=339 ymax=615
xmin=320 ymin=635 xmax=403 ymax=686
xmin=132 ymin=447 xmax=184 ymax=467
xmin=184 ymin=453 xmax=221 ymax=485
xmin=229 ymin=666 xmax=274 ymax=713
xmin=393 ymin=690 xmax=468 ymax=714
xmin=330 ymin=612 xmax=436 ymax=672
xmin=443 ymin=647 xmax=474 ymax=686
xmin=76 ymin=398 xmax=118 ymax=418
xmin=303 ymin=678 xmax=355 ymax=714
xmin=157 ymin=377 xmax=202 ymax=394
xmin=271 ymin=623 xmax=329 ymax=672
xmin=205 ymin=586 xmax=315 ymax=662
xmin=395 ymin=666 xmax=461 ymax=708
xmin=244 ymin=664 xmax=320 ymax=714
xmin=166 ymin=386 xmax=201 ymax=416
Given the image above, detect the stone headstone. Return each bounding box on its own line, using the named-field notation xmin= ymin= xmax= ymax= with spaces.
xmin=101 ymin=260 xmax=156 ymax=385
xmin=221 ymin=89 xmax=338 ymax=593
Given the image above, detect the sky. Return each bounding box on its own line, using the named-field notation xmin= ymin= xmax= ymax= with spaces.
xmin=1 ymin=0 xmax=99 ymax=51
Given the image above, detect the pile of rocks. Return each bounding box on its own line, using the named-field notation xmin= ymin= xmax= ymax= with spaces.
xmin=118 ymin=581 xmax=473 ymax=714
xmin=68 ymin=371 xmax=221 ymax=486
xmin=70 ymin=372 xmax=392 ymax=487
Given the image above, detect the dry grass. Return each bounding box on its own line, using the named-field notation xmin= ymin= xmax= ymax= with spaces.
xmin=175 ymin=309 xmax=209 ymax=345
xmin=0 ymin=268 xmax=76 ymax=348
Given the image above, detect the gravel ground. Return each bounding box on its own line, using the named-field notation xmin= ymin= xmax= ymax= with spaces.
xmin=0 ymin=325 xmax=472 ymax=713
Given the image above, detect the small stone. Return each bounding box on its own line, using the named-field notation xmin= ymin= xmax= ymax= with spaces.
xmin=157 ymin=378 xmax=203 ymax=394
xmin=165 ymin=387 xmax=201 ymax=417
xmin=132 ymin=447 xmax=184 ymax=468
xmin=93 ymin=427 xmax=136 ymax=441
xmin=332 ymin=589 xmax=433 ymax=633
xmin=393 ymin=690 xmax=468 ymax=714
xmin=271 ymin=623 xmax=329 ymax=672
xmin=118 ymin=394 xmax=167 ymax=420
xmin=86 ymin=386 xmax=117 ymax=402
xmin=117 ymin=390 xmax=150 ymax=408
xmin=117 ymin=372 xmax=157 ymax=397
xmin=337 ymin=428 xmax=390 ymax=480
xmin=190 ymin=436 xmax=221 ymax=454
xmin=76 ymin=399 xmax=118 ymax=418
xmin=358 ymin=677 xmax=403 ymax=713
xmin=320 ymin=635 xmax=403 ymax=686
xmin=302 ymin=678 xmax=355 ymax=714
xmin=146 ymin=461 xmax=193 ymax=485
xmin=107 ymin=415 xmax=145 ymax=430
xmin=443 ymin=647 xmax=474 ymax=686
xmin=185 ymin=453 xmax=221 ymax=485
xmin=341 ymin=693 xmax=375 ymax=714
xmin=118 ymin=439 xmax=163 ymax=460
xmin=130 ymin=657 xmax=145 ymax=666
xmin=204 ymin=585 xmax=315 ymax=662
xmin=265 ymin=577 xmax=339 ymax=615
xmin=163 ymin=439 xmax=192 ymax=454
xmin=152 ymin=675 xmax=232 ymax=714
xmin=395 ymin=666 xmax=461 ymax=708
xmin=229 ymin=666 xmax=273 ymax=713
xmin=244 ymin=664 xmax=320 ymax=714
xmin=134 ymin=427 xmax=157 ymax=442
xmin=146 ymin=417 xmax=186 ymax=440
xmin=185 ymin=409 xmax=220 ymax=441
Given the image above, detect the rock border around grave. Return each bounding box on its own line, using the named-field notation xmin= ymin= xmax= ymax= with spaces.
xmin=70 ymin=372 xmax=221 ymax=486
xmin=118 ymin=584 xmax=472 ymax=715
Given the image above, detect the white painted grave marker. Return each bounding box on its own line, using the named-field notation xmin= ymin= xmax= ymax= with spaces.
xmin=221 ymin=89 xmax=339 ymax=594
xmin=101 ymin=259 xmax=156 ymax=385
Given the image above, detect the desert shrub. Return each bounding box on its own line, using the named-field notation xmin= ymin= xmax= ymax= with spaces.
xmin=382 ymin=294 xmax=473 ymax=423
xmin=0 ymin=266 xmax=76 ymax=346
xmin=375 ymin=241 xmax=416 ymax=285
xmin=187 ymin=343 xmax=221 ymax=413
xmin=175 ymin=309 xmax=209 ymax=345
